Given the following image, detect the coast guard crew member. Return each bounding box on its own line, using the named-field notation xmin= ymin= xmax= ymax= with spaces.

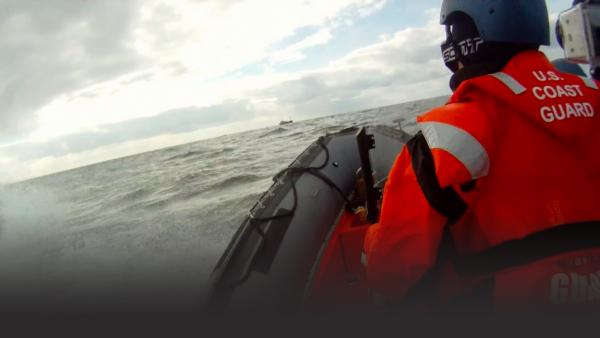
xmin=363 ymin=0 xmax=600 ymax=311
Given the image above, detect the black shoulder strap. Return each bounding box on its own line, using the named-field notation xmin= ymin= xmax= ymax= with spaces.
xmin=455 ymin=221 xmax=600 ymax=276
xmin=406 ymin=132 xmax=468 ymax=225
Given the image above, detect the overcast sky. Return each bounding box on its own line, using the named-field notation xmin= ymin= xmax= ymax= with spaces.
xmin=0 ymin=0 xmax=572 ymax=183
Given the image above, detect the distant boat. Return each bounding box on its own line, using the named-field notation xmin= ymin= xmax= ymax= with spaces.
xmin=279 ymin=120 xmax=293 ymax=125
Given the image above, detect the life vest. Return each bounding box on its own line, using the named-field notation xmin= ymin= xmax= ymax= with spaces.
xmin=420 ymin=50 xmax=600 ymax=310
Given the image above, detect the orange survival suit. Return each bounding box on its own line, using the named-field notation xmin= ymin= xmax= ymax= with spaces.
xmin=363 ymin=50 xmax=600 ymax=311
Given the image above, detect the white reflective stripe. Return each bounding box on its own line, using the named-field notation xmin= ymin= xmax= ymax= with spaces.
xmin=419 ymin=121 xmax=490 ymax=180
xmin=490 ymin=72 xmax=527 ymax=95
xmin=361 ymin=252 xmax=368 ymax=267
xmin=580 ymin=76 xmax=598 ymax=90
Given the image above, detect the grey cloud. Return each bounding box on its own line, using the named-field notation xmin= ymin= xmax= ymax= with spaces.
xmin=3 ymin=14 xmax=451 ymax=162
xmin=391 ymin=43 xmax=441 ymax=65
xmin=119 ymin=72 xmax=155 ymax=87
xmin=189 ymin=0 xmax=244 ymax=6
xmin=2 ymin=100 xmax=252 ymax=160
xmin=343 ymin=42 xmax=441 ymax=69
xmin=261 ymin=67 xmax=446 ymax=120
xmin=0 ymin=0 xmax=147 ymax=143
xmin=265 ymin=76 xmax=329 ymax=104
xmin=260 ymin=32 xmax=448 ymax=117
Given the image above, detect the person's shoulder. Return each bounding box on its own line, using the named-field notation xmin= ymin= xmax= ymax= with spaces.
xmin=418 ymin=99 xmax=481 ymax=123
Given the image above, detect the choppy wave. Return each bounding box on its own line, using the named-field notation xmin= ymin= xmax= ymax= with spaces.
xmin=164 ymin=150 xmax=208 ymax=162
xmin=206 ymin=174 xmax=265 ymax=191
xmin=258 ymin=127 xmax=288 ymax=139
xmin=164 ymin=147 xmax=235 ymax=162
xmin=118 ymin=187 xmax=154 ymax=203
xmin=176 ymin=172 xmax=205 ymax=185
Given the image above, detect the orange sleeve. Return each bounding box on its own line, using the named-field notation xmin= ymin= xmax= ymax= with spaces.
xmin=363 ymin=145 xmax=447 ymax=303
xmin=430 ymin=149 xmax=473 ymax=188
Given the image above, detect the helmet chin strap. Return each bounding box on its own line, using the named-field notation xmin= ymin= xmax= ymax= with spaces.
xmin=441 ymin=25 xmax=465 ymax=73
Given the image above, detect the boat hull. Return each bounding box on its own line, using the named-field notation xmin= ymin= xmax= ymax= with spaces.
xmin=207 ymin=125 xmax=410 ymax=312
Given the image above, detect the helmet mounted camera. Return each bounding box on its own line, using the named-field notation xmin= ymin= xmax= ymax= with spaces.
xmin=556 ymin=0 xmax=600 ymax=71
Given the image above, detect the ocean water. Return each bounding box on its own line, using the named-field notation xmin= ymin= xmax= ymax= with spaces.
xmin=0 ymin=96 xmax=447 ymax=310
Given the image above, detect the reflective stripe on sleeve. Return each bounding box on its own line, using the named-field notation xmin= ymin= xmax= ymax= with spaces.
xmin=407 ymin=133 xmax=468 ymax=223
xmin=418 ymin=121 xmax=490 ymax=180
xmin=579 ymin=76 xmax=598 ymax=90
xmin=361 ymin=252 xmax=368 ymax=267
xmin=490 ymin=72 xmax=527 ymax=95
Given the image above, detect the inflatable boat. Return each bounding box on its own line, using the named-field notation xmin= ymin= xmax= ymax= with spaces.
xmin=207 ymin=125 xmax=411 ymax=312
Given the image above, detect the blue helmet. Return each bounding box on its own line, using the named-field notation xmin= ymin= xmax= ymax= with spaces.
xmin=440 ymin=0 xmax=551 ymax=46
